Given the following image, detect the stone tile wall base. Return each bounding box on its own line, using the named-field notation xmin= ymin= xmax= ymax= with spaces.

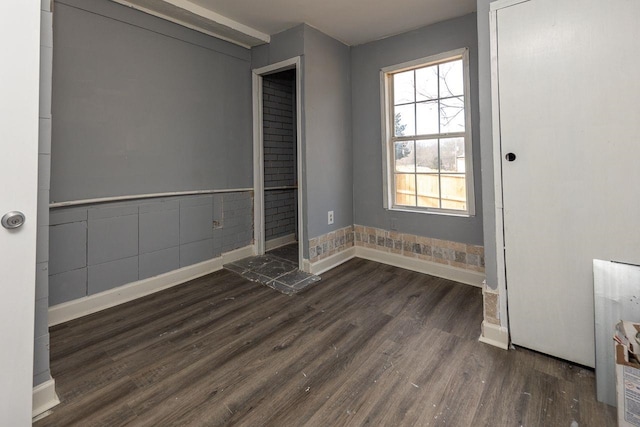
xmin=308 ymin=225 xmax=355 ymax=263
xmin=483 ymin=287 xmax=501 ymax=326
xmin=307 ymin=224 xmax=485 ymax=282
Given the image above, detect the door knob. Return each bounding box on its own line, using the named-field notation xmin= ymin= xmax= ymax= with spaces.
xmin=2 ymin=211 xmax=25 ymax=229
xmin=505 ymin=152 xmax=517 ymax=162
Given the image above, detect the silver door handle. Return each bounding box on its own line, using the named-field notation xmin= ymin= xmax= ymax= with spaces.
xmin=2 ymin=211 xmax=25 ymax=229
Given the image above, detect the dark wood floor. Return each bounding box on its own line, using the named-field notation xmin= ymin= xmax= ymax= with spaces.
xmin=36 ymin=258 xmax=616 ymax=426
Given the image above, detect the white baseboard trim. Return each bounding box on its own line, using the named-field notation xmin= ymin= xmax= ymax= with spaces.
xmin=353 ymin=246 xmax=485 ymax=287
xmin=221 ymin=245 xmax=255 ymax=265
xmin=265 ymin=233 xmax=297 ymax=251
xmin=48 ymin=245 xmax=255 ymax=326
xmin=304 ymin=247 xmax=356 ymax=275
xmin=479 ymin=321 xmax=510 ymax=350
xmin=32 ymin=378 xmax=60 ymax=419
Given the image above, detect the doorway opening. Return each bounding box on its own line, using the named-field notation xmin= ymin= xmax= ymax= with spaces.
xmin=261 ymin=68 xmax=299 ymax=263
xmin=251 ymin=57 xmax=304 ymax=269
xmin=228 ymin=57 xmax=319 ymax=294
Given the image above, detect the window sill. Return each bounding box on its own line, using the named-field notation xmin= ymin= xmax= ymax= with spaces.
xmin=387 ymin=205 xmax=474 ymax=218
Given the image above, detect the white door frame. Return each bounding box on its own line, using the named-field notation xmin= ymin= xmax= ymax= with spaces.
xmin=489 ymin=0 xmax=527 ymax=337
xmin=0 ymin=1 xmax=41 ymax=424
xmin=252 ymin=57 xmax=304 ymax=269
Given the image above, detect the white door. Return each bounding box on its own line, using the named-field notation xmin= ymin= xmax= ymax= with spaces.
xmin=496 ymin=0 xmax=640 ymax=367
xmin=0 ymin=2 xmax=41 ymax=424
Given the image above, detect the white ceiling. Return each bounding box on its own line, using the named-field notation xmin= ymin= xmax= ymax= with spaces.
xmin=189 ymin=0 xmax=477 ymax=46
xmin=114 ymin=0 xmax=476 ymax=48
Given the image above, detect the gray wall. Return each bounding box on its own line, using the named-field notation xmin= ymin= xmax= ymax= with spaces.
xmin=350 ymin=13 xmax=483 ymax=246
xmin=34 ymin=0 xmax=54 ymax=388
xmin=51 ymin=0 xmax=253 ymax=202
xmin=303 ymin=26 xmax=354 ymax=239
xmin=477 ymin=0 xmax=498 ymax=289
xmin=48 ymin=192 xmax=253 ymax=306
xmin=251 ymin=26 xmax=304 ymax=69
xmin=263 ymin=72 xmax=297 ymax=241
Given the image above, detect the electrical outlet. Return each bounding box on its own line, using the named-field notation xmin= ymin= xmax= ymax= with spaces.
xmin=328 ymin=211 xmax=334 ymax=225
xmin=390 ymin=217 xmax=397 ymax=231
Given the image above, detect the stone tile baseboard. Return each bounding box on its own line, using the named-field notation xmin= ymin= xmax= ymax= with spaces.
xmin=308 ymin=225 xmax=354 ymax=263
xmin=353 ymin=225 xmax=484 ymax=274
xmin=308 ymin=224 xmax=484 ymax=275
xmin=483 ymin=286 xmax=501 ymax=326
xmin=479 ymin=282 xmax=509 ymax=350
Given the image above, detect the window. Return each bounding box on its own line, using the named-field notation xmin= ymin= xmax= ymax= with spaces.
xmin=381 ymin=48 xmax=474 ymax=216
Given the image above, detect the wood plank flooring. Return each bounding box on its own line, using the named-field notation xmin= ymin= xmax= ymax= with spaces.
xmin=36 ymin=258 xmax=616 ymax=426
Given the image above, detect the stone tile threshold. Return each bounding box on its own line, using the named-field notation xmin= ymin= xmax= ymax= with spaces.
xmin=224 ymin=254 xmax=320 ymax=295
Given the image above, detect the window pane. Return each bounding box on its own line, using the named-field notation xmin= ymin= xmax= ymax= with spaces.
xmin=393 ymin=71 xmax=414 ymax=105
xmin=439 ymin=60 xmax=464 ymax=98
xmin=416 ymin=101 xmax=438 ymax=135
xmin=395 ymin=174 xmax=416 ymax=206
xmin=416 ymin=174 xmax=440 ymax=208
xmin=385 ymin=55 xmax=471 ymax=214
xmin=394 ymin=104 xmax=415 ymax=136
xmin=415 ymin=65 xmax=438 ymax=102
xmin=394 ymin=141 xmax=415 ymax=173
xmin=439 ymin=137 xmax=465 ymax=172
xmin=441 ymin=173 xmax=466 ymax=210
xmin=440 ymin=96 xmax=465 ymax=133
xmin=415 ymin=139 xmax=439 ymax=173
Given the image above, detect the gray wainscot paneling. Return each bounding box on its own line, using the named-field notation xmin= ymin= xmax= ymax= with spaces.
xmin=179 ymin=196 xmax=214 ymax=245
xmin=48 ymin=192 xmax=253 ymax=306
xmin=221 ymin=192 xmax=254 ymax=253
xmin=49 ymin=221 xmax=87 ymax=276
xmin=49 ymin=268 xmax=87 ymax=306
xmin=139 ymin=247 xmax=180 ymax=280
xmin=139 ymin=200 xmax=180 ymax=254
xmin=49 ymin=207 xmax=89 ymax=305
xmin=87 ymin=205 xmax=139 ymax=266
xmin=88 ymin=256 xmax=139 ymax=295
xmin=180 ymin=239 xmax=214 ymax=268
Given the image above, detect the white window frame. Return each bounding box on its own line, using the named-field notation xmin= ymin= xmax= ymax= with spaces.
xmin=380 ymin=48 xmax=475 ymax=216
